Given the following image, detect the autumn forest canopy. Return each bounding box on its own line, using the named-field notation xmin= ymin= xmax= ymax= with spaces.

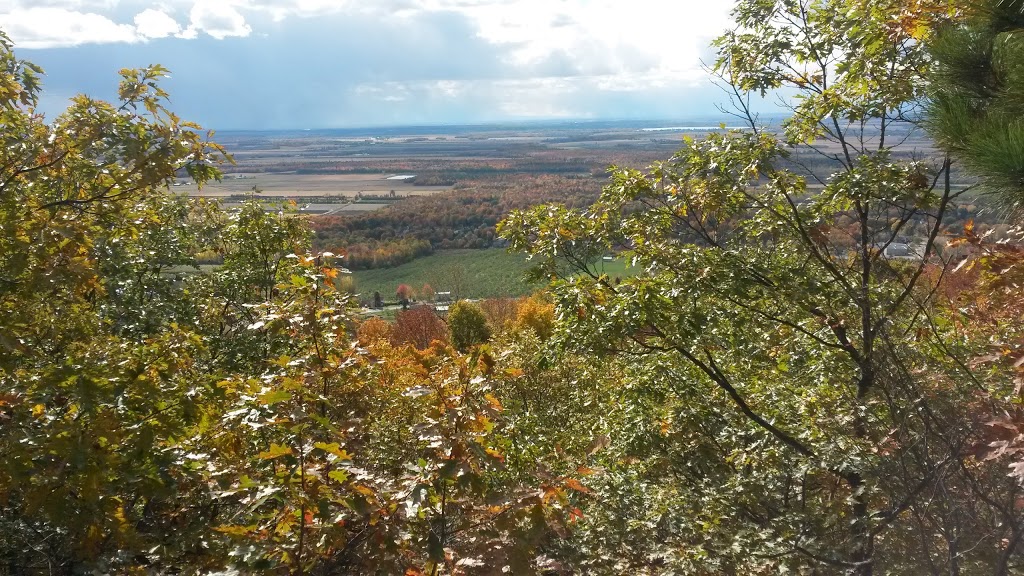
xmin=4 ymin=0 xmax=1024 ymax=574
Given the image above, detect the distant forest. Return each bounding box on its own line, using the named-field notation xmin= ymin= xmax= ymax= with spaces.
xmin=312 ymin=143 xmax=1002 ymax=271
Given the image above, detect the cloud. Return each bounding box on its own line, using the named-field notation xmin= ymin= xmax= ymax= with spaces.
xmin=0 ymin=7 xmax=138 ymax=48
xmin=0 ymin=1 xmax=252 ymax=47
xmin=10 ymin=0 xmax=762 ymax=128
xmin=21 ymin=8 xmax=516 ymax=126
xmin=244 ymin=0 xmax=361 ymax=22
xmin=2 ymin=0 xmax=730 ymax=84
xmin=455 ymin=0 xmax=730 ymax=83
xmin=348 ymin=74 xmax=722 ymax=123
xmin=0 ymin=0 xmax=120 ymax=9
xmin=134 ymin=8 xmax=182 ymax=39
xmin=182 ymin=1 xmax=251 ymax=40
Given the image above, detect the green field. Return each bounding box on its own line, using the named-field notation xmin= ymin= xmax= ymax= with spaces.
xmin=350 ymin=249 xmax=634 ymax=302
xmin=351 ymin=249 xmax=539 ymax=301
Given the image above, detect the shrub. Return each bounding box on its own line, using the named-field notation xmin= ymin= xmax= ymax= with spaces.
xmin=447 ymin=300 xmax=492 ymax=352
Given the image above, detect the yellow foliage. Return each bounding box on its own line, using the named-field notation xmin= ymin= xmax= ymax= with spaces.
xmin=357 ymin=316 xmax=393 ymax=346
xmin=258 ymin=443 xmax=293 ymax=460
xmin=514 ymin=294 xmax=555 ymax=340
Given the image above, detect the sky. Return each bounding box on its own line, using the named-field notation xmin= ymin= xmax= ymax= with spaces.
xmin=0 ymin=0 xmax=760 ymax=130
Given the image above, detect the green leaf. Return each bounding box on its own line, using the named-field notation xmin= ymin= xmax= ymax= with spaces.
xmin=257 ymin=390 xmax=291 ymax=406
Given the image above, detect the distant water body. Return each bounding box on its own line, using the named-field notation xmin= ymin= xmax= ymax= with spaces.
xmin=639 ymin=126 xmax=749 ymax=132
xmin=216 ymin=117 xmax=783 ymax=138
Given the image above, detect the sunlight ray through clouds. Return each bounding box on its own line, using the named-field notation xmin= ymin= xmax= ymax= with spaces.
xmin=0 ymin=0 xmax=756 ymax=127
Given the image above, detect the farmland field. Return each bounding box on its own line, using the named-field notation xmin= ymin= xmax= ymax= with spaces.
xmin=180 ymin=121 xmax=732 ymax=206
xmin=350 ymin=249 xmax=539 ymax=301
xmin=184 ymin=173 xmax=452 ymax=198
xmin=192 ymin=118 xmax=983 ymax=281
xmin=350 ymin=248 xmax=636 ymax=302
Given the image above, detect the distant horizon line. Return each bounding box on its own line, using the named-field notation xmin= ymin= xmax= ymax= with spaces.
xmin=209 ymin=114 xmax=793 ymax=134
